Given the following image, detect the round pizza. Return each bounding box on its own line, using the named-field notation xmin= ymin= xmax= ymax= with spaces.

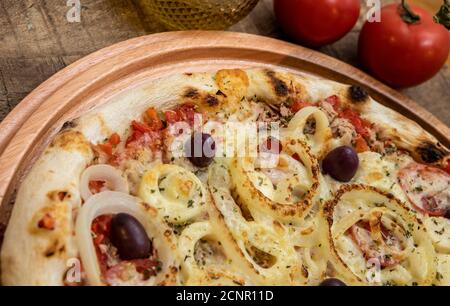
xmin=1 ymin=68 xmax=448 ymax=286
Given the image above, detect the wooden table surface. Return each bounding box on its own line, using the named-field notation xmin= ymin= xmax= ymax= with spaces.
xmin=0 ymin=0 xmax=448 ymax=125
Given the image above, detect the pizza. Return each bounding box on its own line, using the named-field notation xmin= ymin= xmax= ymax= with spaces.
xmin=1 ymin=68 xmax=448 ymax=286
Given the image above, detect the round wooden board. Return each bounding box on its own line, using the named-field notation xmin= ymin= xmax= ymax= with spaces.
xmin=0 ymin=31 xmax=449 ymax=228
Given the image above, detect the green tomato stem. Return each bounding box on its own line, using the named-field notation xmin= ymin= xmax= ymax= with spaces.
xmin=399 ymin=0 xmax=421 ymax=24
xmin=434 ymin=0 xmax=450 ymax=30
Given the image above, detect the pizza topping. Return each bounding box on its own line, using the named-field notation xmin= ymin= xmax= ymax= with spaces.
xmin=185 ymin=132 xmax=216 ymax=168
xmin=97 ymin=142 xmax=113 ymax=157
xmin=80 ymin=164 xmax=129 ymax=201
xmin=37 ymin=213 xmax=55 ymax=230
xmin=125 ymin=121 xmax=163 ymax=151
xmin=324 ymin=95 xmax=341 ymax=111
xmin=354 ymin=134 xmax=370 ymax=153
xmin=398 ymin=162 xmax=450 ymax=216
xmin=91 ymin=213 xmax=159 ymax=283
xmin=322 ymin=146 xmax=359 ymax=182
xmin=109 ymin=133 xmax=121 ymax=146
xmin=105 ymin=259 xmax=160 ymax=284
xmin=91 ymin=215 xmax=113 ymax=272
xmin=88 ymin=180 xmax=105 ymax=194
xmin=289 ymin=95 xmax=375 ymax=153
xmin=349 ymin=216 xmax=404 ymax=268
xmin=164 ymin=103 xmax=198 ymax=126
xmin=110 ymin=213 xmax=152 ymax=260
xmin=319 ymin=278 xmax=346 ymax=286
xmin=339 ymin=108 xmax=371 ymax=138
xmin=97 ymin=133 xmax=121 ymax=157
xmin=291 ymin=100 xmax=313 ymax=113
xmin=144 ymin=107 xmax=164 ymax=131
xmin=76 ymin=191 xmax=177 ymax=285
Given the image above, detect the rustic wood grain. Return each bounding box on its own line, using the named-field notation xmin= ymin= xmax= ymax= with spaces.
xmin=0 ymin=0 xmax=448 ymax=125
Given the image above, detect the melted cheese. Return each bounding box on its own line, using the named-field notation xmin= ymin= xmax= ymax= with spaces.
xmin=78 ymin=100 xmax=447 ymax=286
xmin=425 ymin=217 xmax=450 ymax=253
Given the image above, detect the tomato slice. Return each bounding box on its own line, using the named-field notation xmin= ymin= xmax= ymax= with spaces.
xmin=89 ymin=180 xmax=105 ymax=194
xmin=164 ymin=110 xmax=179 ymax=124
xmin=325 ymin=95 xmax=341 ymax=111
xmin=131 ymin=120 xmax=153 ymax=133
xmin=109 ymin=133 xmax=121 ymax=146
xmin=398 ymin=162 xmax=450 ymax=216
xmin=354 ymin=134 xmax=369 ymax=153
xmin=339 ymin=108 xmax=370 ymax=138
xmin=91 ymin=214 xmax=113 ymax=273
xmin=291 ymin=100 xmax=314 ymax=113
xmin=98 ymin=142 xmax=113 ymax=156
xmin=145 ymin=107 xmax=163 ymax=131
xmin=163 ymin=103 xmax=198 ymax=126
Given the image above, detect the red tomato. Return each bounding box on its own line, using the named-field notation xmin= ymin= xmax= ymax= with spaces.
xmin=109 ymin=133 xmax=121 ymax=146
xmin=354 ymin=134 xmax=370 ymax=153
xmin=339 ymin=108 xmax=370 ymax=138
xmin=324 ymin=95 xmax=341 ymax=111
xmin=88 ymin=180 xmax=106 ymax=194
xmin=274 ymin=0 xmax=360 ymax=47
xmin=145 ymin=107 xmax=163 ymax=131
xmin=98 ymin=142 xmax=113 ymax=156
xmin=358 ymin=2 xmax=450 ymax=88
xmin=290 ymin=100 xmax=313 ymax=112
xmin=164 ymin=110 xmax=179 ymax=124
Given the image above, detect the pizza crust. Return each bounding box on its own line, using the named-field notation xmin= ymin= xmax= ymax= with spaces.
xmin=1 ymin=131 xmax=93 ymax=285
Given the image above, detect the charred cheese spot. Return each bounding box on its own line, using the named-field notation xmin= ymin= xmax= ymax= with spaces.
xmin=44 ymin=238 xmax=65 ymax=257
xmin=416 ymin=141 xmax=447 ymax=163
xmin=183 ymin=87 xmax=200 ymax=99
xmin=61 ymin=120 xmax=77 ymax=131
xmin=265 ymin=70 xmax=289 ymax=97
xmin=348 ymin=85 xmax=369 ymax=103
xmin=205 ymin=94 xmax=219 ymax=106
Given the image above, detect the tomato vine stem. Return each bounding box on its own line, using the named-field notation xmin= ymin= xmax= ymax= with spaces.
xmin=434 ymin=0 xmax=450 ymax=30
xmin=399 ymin=0 xmax=421 ymax=24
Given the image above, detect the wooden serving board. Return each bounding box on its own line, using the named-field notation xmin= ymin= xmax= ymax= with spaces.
xmin=0 ymin=31 xmax=449 ymax=230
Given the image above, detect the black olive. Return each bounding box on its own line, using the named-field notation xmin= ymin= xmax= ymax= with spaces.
xmin=185 ymin=132 xmax=216 ymax=167
xmin=319 ymin=278 xmax=347 ymax=286
xmin=110 ymin=213 xmax=152 ymax=260
xmin=322 ymin=146 xmax=359 ymax=182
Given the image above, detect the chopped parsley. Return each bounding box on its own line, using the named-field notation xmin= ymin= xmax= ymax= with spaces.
xmin=187 ymin=199 xmax=194 ymax=208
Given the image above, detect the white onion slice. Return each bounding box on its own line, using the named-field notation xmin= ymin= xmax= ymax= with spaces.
xmin=80 ymin=164 xmax=128 ymax=201
xmin=75 ymin=191 xmax=178 ymax=286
